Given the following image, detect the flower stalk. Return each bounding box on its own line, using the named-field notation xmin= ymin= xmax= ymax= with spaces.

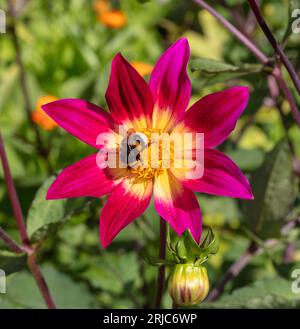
xmin=0 ymin=131 xmax=56 ymax=309
xmin=0 ymin=132 xmax=30 ymax=247
xmin=154 ymin=218 xmax=167 ymax=309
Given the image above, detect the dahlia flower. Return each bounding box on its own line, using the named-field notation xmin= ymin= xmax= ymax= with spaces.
xmin=43 ymin=38 xmax=253 ymax=248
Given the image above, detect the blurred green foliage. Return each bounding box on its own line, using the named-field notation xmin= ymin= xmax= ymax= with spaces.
xmin=0 ymin=0 xmax=300 ymax=308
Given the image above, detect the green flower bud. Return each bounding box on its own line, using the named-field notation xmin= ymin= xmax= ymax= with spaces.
xmin=168 ymin=264 xmax=209 ymax=306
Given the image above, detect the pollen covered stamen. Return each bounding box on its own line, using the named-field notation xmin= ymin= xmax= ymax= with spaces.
xmin=131 ymin=164 xmax=165 ymax=179
xmin=126 ymin=128 xmax=168 ymax=180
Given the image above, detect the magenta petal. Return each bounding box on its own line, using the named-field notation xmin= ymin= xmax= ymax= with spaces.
xmin=183 ymin=149 xmax=253 ymax=200
xmin=47 ymin=154 xmax=115 ymax=199
xmin=99 ymin=179 xmax=153 ymax=248
xmin=150 ymin=38 xmax=191 ymax=129
xmin=105 ymin=53 xmax=154 ymax=128
xmin=42 ymin=99 xmax=115 ymax=149
xmin=154 ymin=171 xmax=202 ymax=243
xmin=184 ymin=86 xmax=249 ymax=147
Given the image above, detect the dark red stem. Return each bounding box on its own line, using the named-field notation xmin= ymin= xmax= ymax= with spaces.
xmin=272 ymin=66 xmax=300 ymax=127
xmin=154 ymin=218 xmax=167 ymax=308
xmin=0 ymin=132 xmax=30 ymax=247
xmin=0 ymin=131 xmax=56 ymax=309
xmin=27 ymin=253 xmax=56 ymax=309
xmin=0 ymin=226 xmax=24 ymax=254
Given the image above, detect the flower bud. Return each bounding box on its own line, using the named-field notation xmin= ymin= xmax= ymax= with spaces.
xmin=168 ymin=264 xmax=209 ymax=306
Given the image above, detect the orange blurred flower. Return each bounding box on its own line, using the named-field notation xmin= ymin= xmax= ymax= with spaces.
xmin=131 ymin=61 xmax=154 ymax=77
xmin=94 ymin=0 xmax=127 ymax=29
xmin=32 ymin=95 xmax=58 ymax=131
xmin=93 ymin=0 xmax=110 ymax=13
xmin=98 ymin=10 xmax=127 ymax=29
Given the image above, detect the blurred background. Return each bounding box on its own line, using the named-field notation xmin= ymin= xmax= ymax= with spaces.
xmin=0 ymin=0 xmax=300 ymax=308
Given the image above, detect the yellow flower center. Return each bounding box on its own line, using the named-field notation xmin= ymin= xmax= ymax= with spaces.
xmin=126 ymin=129 xmax=170 ymax=180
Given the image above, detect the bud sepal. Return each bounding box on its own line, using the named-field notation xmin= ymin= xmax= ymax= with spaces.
xmin=143 ymin=227 xmax=218 ymax=267
xmin=168 ymin=227 xmax=219 ymax=265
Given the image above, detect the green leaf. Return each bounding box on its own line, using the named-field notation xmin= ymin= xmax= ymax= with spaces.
xmin=81 ymin=252 xmax=140 ymax=295
xmin=242 ymin=140 xmax=298 ymax=239
xmin=27 ymin=176 xmax=91 ymax=242
xmin=0 ymin=251 xmax=27 ymax=275
xmin=0 ymin=265 xmax=95 ymax=309
xmin=191 ymin=58 xmax=238 ymax=73
xmin=190 ymin=58 xmax=265 ymax=75
xmin=201 ymin=277 xmax=300 ymax=309
xmin=190 ymin=58 xmax=268 ymax=87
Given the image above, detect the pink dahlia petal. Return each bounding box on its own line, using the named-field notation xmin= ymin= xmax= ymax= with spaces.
xmin=99 ymin=178 xmax=153 ymax=248
xmin=150 ymin=38 xmax=191 ymax=131
xmin=183 ymin=149 xmax=253 ymax=199
xmin=105 ymin=53 xmax=154 ymax=130
xmin=183 ymin=86 xmax=249 ymax=148
xmin=154 ymin=171 xmax=202 ymax=243
xmin=42 ymin=99 xmax=115 ymax=149
xmin=47 ymin=154 xmax=115 ymax=199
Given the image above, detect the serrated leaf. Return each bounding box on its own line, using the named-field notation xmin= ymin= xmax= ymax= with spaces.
xmin=242 ymin=140 xmax=298 ymax=239
xmin=27 ymin=176 xmax=91 ymax=242
xmin=201 ymin=277 xmax=300 ymax=309
xmin=81 ymin=252 xmax=140 ymax=295
xmin=0 ymin=251 xmax=27 ymax=275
